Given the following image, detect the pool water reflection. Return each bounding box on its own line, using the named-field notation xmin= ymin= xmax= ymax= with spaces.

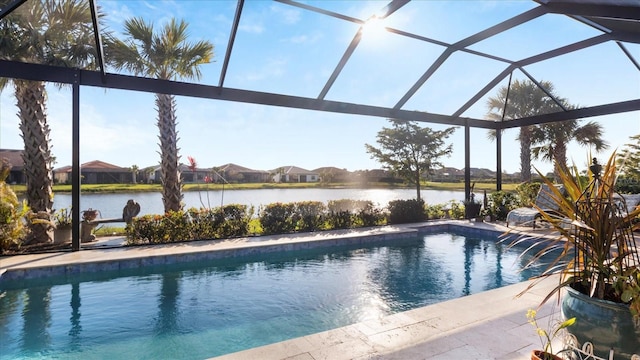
xmin=0 ymin=230 xmax=547 ymax=360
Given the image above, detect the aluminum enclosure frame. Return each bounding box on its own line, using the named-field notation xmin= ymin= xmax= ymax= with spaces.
xmin=1 ymin=0 xmax=639 ymax=250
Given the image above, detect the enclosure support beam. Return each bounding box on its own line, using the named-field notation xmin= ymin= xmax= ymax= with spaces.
xmin=496 ymin=130 xmax=502 ymax=191
xmin=72 ymin=72 xmax=81 ymax=251
xmin=464 ymin=122 xmax=471 ymax=202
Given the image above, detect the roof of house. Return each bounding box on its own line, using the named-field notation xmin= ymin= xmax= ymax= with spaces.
xmin=434 ymin=167 xmax=465 ymax=176
xmin=273 ymin=166 xmax=318 ymax=175
xmin=313 ymin=167 xmax=350 ymax=175
xmin=0 ymin=149 xmax=24 ymax=169
xmin=217 ymin=163 xmax=268 ymax=174
xmin=55 ymin=160 xmax=127 ymax=173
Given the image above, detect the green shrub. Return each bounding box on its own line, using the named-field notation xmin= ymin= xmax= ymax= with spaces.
xmin=127 ymin=211 xmax=188 ymax=244
xmin=294 ymin=201 xmax=326 ymax=232
xmin=259 ymin=203 xmax=297 ymax=235
xmin=515 ymin=182 xmax=541 ymax=207
xmin=126 ymin=214 xmax=164 ymax=244
xmin=354 ymin=201 xmax=385 ymax=227
xmin=325 ymin=199 xmax=384 ymax=229
xmin=387 ymin=199 xmax=426 ymax=224
xmin=0 ymin=159 xmax=29 ymax=252
xmin=485 ymin=191 xmax=519 ymax=221
xmin=447 ymin=200 xmax=465 ymax=219
xmin=127 ymin=205 xmax=252 ymax=244
xmin=187 ymin=207 xmax=219 ymax=240
xmin=425 ymin=203 xmax=445 ymax=219
xmin=215 ymin=204 xmax=252 ymax=238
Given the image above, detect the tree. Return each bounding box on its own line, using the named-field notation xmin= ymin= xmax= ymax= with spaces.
xmin=0 ymin=0 xmax=102 ymax=243
xmin=130 ymin=165 xmax=139 ymax=184
xmin=486 ymin=80 xmax=560 ymax=182
xmin=108 ymin=18 xmax=214 ymax=212
xmin=365 ymin=119 xmax=455 ymax=201
xmin=617 ymin=134 xmax=640 ymax=180
xmin=531 ymin=119 xmax=607 ymax=179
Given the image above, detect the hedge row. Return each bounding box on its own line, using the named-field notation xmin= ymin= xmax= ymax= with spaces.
xmin=125 ymin=198 xmax=470 ymax=244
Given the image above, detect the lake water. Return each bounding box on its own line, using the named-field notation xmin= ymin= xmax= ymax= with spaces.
xmin=52 ymin=188 xmax=465 ymax=218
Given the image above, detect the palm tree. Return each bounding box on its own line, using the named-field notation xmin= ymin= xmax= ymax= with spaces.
xmin=130 ymin=164 xmax=139 ymax=184
xmin=0 ymin=0 xmax=101 ymax=243
xmin=107 ymin=18 xmax=214 ymax=212
xmin=531 ymin=119 xmax=608 ymax=178
xmin=486 ymin=80 xmax=560 ymax=182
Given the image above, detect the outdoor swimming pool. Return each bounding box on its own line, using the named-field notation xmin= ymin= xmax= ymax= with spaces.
xmin=0 ymin=230 xmax=546 ymax=360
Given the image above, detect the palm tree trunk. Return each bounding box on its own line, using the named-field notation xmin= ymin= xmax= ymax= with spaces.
xmin=15 ymin=80 xmax=54 ymax=244
xmin=553 ymin=140 xmax=567 ymax=180
xmin=415 ymin=169 xmax=421 ymax=201
xmin=156 ymin=93 xmax=183 ymax=213
xmin=519 ymin=126 xmax=532 ymax=182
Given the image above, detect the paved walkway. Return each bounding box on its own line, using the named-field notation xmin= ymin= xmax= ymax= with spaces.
xmin=1 ymin=220 xmax=561 ymax=359
xmin=210 ymin=277 xmax=560 ymax=360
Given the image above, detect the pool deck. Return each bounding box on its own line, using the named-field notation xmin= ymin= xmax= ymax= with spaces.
xmin=0 ymin=220 xmax=562 ymax=359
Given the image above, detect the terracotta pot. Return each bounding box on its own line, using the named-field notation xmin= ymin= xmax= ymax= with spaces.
xmin=531 ymin=350 xmax=562 ymax=360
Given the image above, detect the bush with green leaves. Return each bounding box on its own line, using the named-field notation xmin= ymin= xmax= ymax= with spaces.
xmin=187 ymin=207 xmax=218 ymax=240
xmin=294 ymin=201 xmax=326 ymax=232
xmin=259 ymin=202 xmax=298 ymax=235
xmin=447 ymin=200 xmax=465 ymax=219
xmin=325 ymin=199 xmax=385 ymax=229
xmin=216 ymin=204 xmax=252 ymax=238
xmin=425 ymin=203 xmax=445 ymax=219
xmin=0 ymin=159 xmax=29 ymax=252
xmin=387 ymin=199 xmax=426 ymax=224
xmin=515 ymin=182 xmax=541 ymax=207
xmin=485 ymin=191 xmax=519 ymax=221
xmin=353 ymin=201 xmax=385 ymax=227
xmin=126 ymin=204 xmax=252 ymax=244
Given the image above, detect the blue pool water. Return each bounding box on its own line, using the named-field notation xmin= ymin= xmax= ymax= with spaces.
xmin=0 ymin=231 xmax=546 ymax=360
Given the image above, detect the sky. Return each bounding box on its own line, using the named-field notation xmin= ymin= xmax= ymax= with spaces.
xmin=1 ymin=0 xmax=639 ymax=176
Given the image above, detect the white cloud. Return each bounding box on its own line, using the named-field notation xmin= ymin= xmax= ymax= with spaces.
xmin=270 ymin=4 xmax=301 ymax=25
xmin=285 ymin=32 xmax=323 ymax=45
xmin=239 ymin=23 xmax=264 ymax=34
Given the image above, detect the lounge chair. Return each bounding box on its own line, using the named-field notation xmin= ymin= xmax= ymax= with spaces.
xmin=506 ymin=183 xmax=565 ymax=228
xmin=615 ymin=193 xmax=640 ymax=216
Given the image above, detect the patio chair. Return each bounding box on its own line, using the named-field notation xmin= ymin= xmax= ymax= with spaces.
xmin=506 ymin=183 xmax=565 ymax=228
xmin=615 ymin=193 xmax=640 ymax=216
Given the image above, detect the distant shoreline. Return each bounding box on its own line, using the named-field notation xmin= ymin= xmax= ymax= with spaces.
xmin=10 ymin=181 xmax=519 ymax=195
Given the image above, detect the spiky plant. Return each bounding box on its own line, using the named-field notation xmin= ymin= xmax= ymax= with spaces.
xmin=510 ymin=152 xmax=640 ymax=314
xmin=0 ymin=0 xmax=102 ymax=243
xmin=107 ymin=17 xmax=214 ymax=213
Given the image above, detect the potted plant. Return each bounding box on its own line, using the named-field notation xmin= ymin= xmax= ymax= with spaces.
xmin=527 ymin=309 xmax=575 ymax=360
xmin=53 ymin=207 xmax=72 ymax=244
xmin=509 ymin=153 xmax=640 ymax=359
xmin=464 ymin=183 xmax=482 ymax=220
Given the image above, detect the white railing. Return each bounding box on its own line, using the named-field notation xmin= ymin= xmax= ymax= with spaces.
xmin=562 ymin=333 xmax=640 ymax=360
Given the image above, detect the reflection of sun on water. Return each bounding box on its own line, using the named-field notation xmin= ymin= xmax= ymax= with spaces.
xmin=357 ymin=289 xmax=390 ymax=322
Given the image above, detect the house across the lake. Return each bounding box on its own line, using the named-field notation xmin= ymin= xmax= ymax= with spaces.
xmin=54 ymin=160 xmax=133 ymax=184
xmin=0 ymin=149 xmax=25 ymax=184
xmin=272 ymin=166 xmax=319 ymax=183
xmin=2 ymin=149 xmax=525 ymax=185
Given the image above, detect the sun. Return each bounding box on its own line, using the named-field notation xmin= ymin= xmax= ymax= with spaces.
xmin=361 ymin=15 xmax=387 ymax=37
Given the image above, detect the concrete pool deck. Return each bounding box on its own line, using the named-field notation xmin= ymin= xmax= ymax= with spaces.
xmin=0 ymin=220 xmax=562 ymax=359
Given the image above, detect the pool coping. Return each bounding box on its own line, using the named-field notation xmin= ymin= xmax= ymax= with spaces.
xmin=0 ymin=219 xmax=520 ymax=282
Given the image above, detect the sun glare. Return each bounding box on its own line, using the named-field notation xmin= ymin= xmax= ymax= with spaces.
xmin=361 ymin=16 xmax=386 ymax=37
